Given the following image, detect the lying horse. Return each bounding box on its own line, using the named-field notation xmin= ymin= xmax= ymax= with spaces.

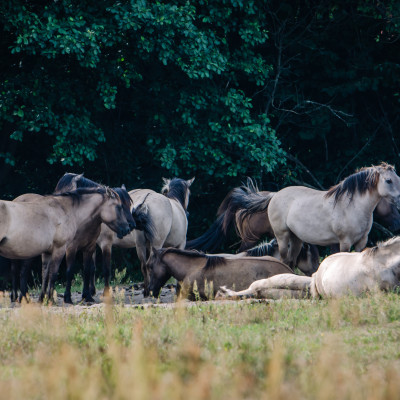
xmin=147 ymin=247 xmax=294 ymax=300
xmin=218 ymin=236 xmax=400 ymax=299
xmin=96 ymin=177 xmax=194 ymax=296
xmin=0 ymin=187 xmax=132 ymax=302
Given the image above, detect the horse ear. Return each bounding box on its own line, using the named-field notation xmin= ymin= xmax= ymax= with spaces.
xmin=121 ymin=184 xmax=127 ymax=190
xmin=162 ymin=177 xmax=170 ymax=185
xmin=73 ymin=173 xmax=84 ymax=182
xmin=187 ymin=177 xmax=195 ymax=187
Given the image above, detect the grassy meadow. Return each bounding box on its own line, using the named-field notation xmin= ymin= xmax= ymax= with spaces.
xmin=0 ymin=293 xmax=400 ymax=400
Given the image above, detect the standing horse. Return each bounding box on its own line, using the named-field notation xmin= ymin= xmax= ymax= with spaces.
xmin=218 ymin=236 xmax=400 ymax=299
xmin=52 ymin=173 xmax=138 ymax=303
xmin=10 ymin=174 xmax=138 ymax=303
xmin=268 ymin=163 xmax=400 ymax=266
xmin=147 ymin=247 xmax=294 ymax=299
xmin=0 ymin=187 xmax=132 ymax=302
xmin=187 ymin=177 xmax=400 ymax=255
xmin=96 ymin=177 xmax=194 ymax=296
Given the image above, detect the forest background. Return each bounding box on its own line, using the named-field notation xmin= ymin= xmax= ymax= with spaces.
xmin=1 ymin=0 xmax=400 ymax=280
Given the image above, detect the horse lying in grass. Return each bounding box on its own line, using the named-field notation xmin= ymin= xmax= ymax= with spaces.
xmin=147 ymin=248 xmax=293 ymax=300
xmin=218 ymin=236 xmax=400 ymax=299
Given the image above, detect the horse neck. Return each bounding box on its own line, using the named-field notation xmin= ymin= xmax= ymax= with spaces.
xmin=60 ymin=193 xmax=104 ymax=225
xmin=348 ymin=189 xmax=381 ymax=215
xmin=163 ymin=252 xmax=204 ymax=280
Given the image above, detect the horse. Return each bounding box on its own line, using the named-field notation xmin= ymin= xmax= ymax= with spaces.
xmin=186 ymin=178 xmax=275 ymax=252
xmin=96 ymin=177 xmax=194 ymax=297
xmin=217 ymin=236 xmax=400 ymax=299
xmin=9 ymin=174 xmax=139 ymax=303
xmin=187 ymin=176 xmax=400 ymax=257
xmin=147 ymin=247 xmax=294 ymax=300
xmin=0 ymin=187 xmax=132 ymax=302
xmin=52 ymin=173 xmax=140 ymax=303
xmin=228 ymin=164 xmax=400 ymax=267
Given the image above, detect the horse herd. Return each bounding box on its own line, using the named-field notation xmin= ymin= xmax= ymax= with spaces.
xmin=2 ymin=162 xmax=400 ymax=304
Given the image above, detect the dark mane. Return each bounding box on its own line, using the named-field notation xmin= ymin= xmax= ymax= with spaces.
xmin=325 ymin=163 xmax=394 ymax=204
xmin=52 ymin=187 xmax=114 ymax=204
xmin=113 ymin=187 xmax=133 ymax=207
xmin=163 ymin=178 xmax=190 ymax=209
xmin=54 ymin=173 xmax=99 ymax=194
xmin=245 ymin=239 xmax=278 ymax=257
xmin=160 ymin=248 xmax=226 ymax=270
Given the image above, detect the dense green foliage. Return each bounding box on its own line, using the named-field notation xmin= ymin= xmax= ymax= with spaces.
xmin=1 ymin=0 xmax=400 ymax=277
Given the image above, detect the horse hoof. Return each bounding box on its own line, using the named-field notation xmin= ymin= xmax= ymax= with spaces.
xmin=82 ymin=296 xmax=96 ymax=303
xmin=64 ymin=296 xmax=74 ymax=305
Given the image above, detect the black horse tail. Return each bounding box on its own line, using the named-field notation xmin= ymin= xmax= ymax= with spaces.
xmin=132 ymin=194 xmax=156 ymax=242
xmin=185 ymin=214 xmax=227 ymax=252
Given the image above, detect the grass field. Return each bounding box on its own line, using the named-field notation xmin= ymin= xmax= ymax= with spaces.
xmin=1 ymin=292 xmax=400 ymax=400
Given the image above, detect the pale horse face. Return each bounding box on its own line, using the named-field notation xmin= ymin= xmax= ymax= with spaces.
xmin=377 ymin=168 xmax=400 ymax=208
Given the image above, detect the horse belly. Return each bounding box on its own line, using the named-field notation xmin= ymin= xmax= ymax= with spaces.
xmin=286 ymin=206 xmax=337 ymax=245
xmin=0 ymin=232 xmax=52 ymax=259
xmin=318 ymin=255 xmax=368 ymax=297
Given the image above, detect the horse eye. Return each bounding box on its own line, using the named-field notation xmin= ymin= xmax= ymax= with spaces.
xmin=386 ymin=179 xmax=393 ymax=184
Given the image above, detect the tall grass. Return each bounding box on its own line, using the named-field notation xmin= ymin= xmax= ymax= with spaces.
xmin=0 ymin=292 xmax=400 ymax=399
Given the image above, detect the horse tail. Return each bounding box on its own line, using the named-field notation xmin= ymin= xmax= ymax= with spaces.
xmin=185 ymin=214 xmax=226 ymax=252
xmin=132 ymin=194 xmax=156 ymax=242
xmin=217 ymin=179 xmax=274 ymax=242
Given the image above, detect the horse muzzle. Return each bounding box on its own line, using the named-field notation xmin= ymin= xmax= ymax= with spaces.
xmin=117 ymin=225 xmax=131 ymax=239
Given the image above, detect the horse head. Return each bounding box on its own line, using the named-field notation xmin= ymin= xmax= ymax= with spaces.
xmin=100 ymin=187 xmax=131 ymax=239
xmin=375 ymin=164 xmax=400 ymax=209
xmin=162 ymin=177 xmax=195 ymax=211
xmin=113 ymin=186 xmax=136 ymax=231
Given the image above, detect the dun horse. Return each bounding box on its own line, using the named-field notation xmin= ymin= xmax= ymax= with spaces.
xmin=147 ymin=247 xmax=294 ymax=300
xmin=96 ymin=177 xmax=194 ymax=296
xmin=187 ymin=175 xmax=400 ymax=259
xmin=218 ymin=236 xmax=400 ymax=299
xmin=10 ymin=174 xmax=139 ymax=303
xmin=0 ymin=187 xmax=132 ymax=302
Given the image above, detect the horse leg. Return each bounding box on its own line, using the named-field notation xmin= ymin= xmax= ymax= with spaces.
xmin=82 ymin=248 xmax=96 ymax=302
xmin=101 ymin=244 xmax=112 ymax=297
xmin=137 ymin=244 xmax=150 ymax=296
xmin=63 ymin=249 xmax=77 ymax=304
xmin=275 ymin=231 xmax=291 ymax=265
xmin=354 ymin=234 xmax=368 ymax=252
xmin=90 ymin=250 xmax=96 ymax=296
xmin=288 ymin=234 xmax=303 ymax=270
xmin=339 ymin=240 xmax=352 ymax=252
xmin=39 ymin=253 xmax=51 ymax=302
xmin=19 ymin=259 xmax=33 ymax=303
xmin=10 ymin=260 xmax=19 ymax=302
xmin=45 ymin=249 xmax=65 ymax=304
